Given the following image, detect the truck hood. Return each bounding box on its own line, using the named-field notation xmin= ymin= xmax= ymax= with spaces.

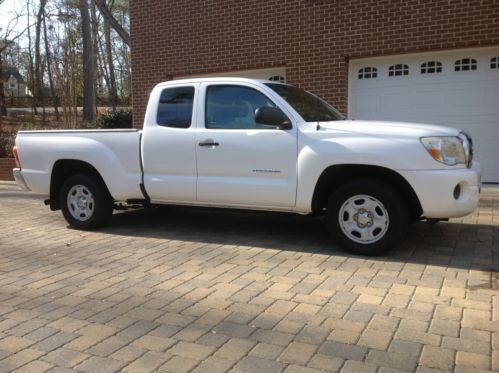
xmin=298 ymin=119 xmax=467 ymax=171
xmin=315 ymin=120 xmax=461 ymax=138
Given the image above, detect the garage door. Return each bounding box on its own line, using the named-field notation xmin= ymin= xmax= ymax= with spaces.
xmin=349 ymin=47 xmax=499 ymax=183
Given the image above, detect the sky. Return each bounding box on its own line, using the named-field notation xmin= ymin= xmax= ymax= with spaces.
xmin=0 ymin=0 xmax=32 ymax=44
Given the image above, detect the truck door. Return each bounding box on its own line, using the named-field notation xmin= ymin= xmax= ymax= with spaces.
xmin=195 ymin=83 xmax=298 ymax=208
xmin=142 ymin=84 xmax=199 ymax=203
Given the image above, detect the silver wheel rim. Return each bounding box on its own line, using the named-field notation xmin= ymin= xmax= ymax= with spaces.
xmin=67 ymin=185 xmax=95 ymax=222
xmin=338 ymin=194 xmax=389 ymax=244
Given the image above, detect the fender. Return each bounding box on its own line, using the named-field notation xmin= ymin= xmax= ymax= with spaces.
xmin=294 ymin=128 xmax=433 ymax=213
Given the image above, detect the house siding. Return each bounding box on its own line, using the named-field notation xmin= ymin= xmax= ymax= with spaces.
xmin=130 ymin=0 xmax=499 ymax=128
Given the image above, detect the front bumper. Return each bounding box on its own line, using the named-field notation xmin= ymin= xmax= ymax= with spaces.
xmin=399 ymin=161 xmax=481 ymax=219
xmin=13 ymin=168 xmax=31 ymax=191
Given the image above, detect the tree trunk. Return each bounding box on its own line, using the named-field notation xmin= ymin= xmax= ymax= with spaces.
xmin=91 ymin=1 xmax=99 ymax=114
xmin=79 ymin=0 xmax=96 ymax=123
xmin=42 ymin=11 xmax=59 ymax=120
xmin=104 ymin=16 xmax=117 ymax=111
xmin=35 ymin=0 xmax=47 ymax=121
xmin=27 ymin=0 xmax=36 ymax=114
xmin=97 ymin=31 xmax=111 ymax=101
xmin=0 ymin=52 xmax=6 ymax=116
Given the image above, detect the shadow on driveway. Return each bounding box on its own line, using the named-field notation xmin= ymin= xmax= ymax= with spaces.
xmin=94 ymin=204 xmax=499 ymax=273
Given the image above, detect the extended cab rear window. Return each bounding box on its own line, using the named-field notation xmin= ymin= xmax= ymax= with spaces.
xmin=157 ymin=86 xmax=194 ymax=128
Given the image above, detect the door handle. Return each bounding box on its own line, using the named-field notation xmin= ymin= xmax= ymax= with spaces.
xmin=198 ymin=139 xmax=219 ymax=147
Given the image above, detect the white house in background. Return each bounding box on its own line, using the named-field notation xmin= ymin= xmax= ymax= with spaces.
xmin=2 ymin=67 xmax=30 ymax=97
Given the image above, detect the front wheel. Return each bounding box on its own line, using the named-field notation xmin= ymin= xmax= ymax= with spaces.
xmin=60 ymin=174 xmax=113 ymax=230
xmin=326 ymin=179 xmax=409 ymax=256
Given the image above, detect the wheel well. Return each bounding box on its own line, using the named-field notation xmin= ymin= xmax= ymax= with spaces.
xmin=49 ymin=160 xmax=110 ymax=211
xmin=312 ymin=164 xmax=423 ymax=219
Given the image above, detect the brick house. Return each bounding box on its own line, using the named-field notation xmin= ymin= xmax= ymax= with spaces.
xmin=129 ymin=0 xmax=499 ymax=182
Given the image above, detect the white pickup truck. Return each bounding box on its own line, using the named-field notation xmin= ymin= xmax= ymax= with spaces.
xmin=13 ymin=78 xmax=481 ymax=255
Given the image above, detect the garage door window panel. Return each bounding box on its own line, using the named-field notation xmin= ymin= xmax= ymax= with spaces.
xmin=358 ymin=67 xmax=378 ymax=79
xmin=491 ymin=57 xmax=498 ymax=69
xmin=268 ymin=75 xmax=286 ymax=83
xmin=388 ymin=64 xmax=409 ymax=77
xmin=421 ymin=61 xmax=442 ymax=74
xmin=455 ymin=58 xmax=477 ymax=71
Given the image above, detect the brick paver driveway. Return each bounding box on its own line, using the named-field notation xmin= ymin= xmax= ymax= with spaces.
xmin=0 ymin=181 xmax=498 ymax=372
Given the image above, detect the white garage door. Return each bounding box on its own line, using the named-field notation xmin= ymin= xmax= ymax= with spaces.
xmin=349 ymin=47 xmax=499 ymax=182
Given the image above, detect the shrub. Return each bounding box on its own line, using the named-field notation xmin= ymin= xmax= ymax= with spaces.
xmin=94 ymin=110 xmax=133 ymax=129
xmin=0 ymin=131 xmax=17 ymax=158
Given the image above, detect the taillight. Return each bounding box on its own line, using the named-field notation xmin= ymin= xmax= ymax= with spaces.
xmin=12 ymin=145 xmax=20 ymax=168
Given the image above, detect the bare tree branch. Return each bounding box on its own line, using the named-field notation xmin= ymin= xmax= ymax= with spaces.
xmin=93 ymin=0 xmax=130 ymax=46
xmin=0 ymin=12 xmax=32 ymax=53
xmin=0 ymin=9 xmax=35 ymax=57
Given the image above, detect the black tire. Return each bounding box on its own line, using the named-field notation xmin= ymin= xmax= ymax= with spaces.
xmin=326 ymin=179 xmax=409 ymax=256
xmin=60 ymin=173 xmax=113 ymax=230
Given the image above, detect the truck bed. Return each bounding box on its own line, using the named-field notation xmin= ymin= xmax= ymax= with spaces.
xmin=16 ymin=129 xmax=144 ymax=200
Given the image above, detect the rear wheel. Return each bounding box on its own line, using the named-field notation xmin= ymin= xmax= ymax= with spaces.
xmin=60 ymin=174 xmax=113 ymax=229
xmin=326 ymin=179 xmax=408 ymax=255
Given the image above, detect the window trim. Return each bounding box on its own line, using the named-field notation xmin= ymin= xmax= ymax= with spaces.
xmin=204 ymin=84 xmax=285 ymax=130
xmin=491 ymin=56 xmax=498 ymax=69
xmin=388 ymin=64 xmax=409 ymax=77
xmin=454 ymin=58 xmax=477 ymax=72
xmin=421 ymin=61 xmax=442 ymax=74
xmin=358 ymin=67 xmax=378 ymax=79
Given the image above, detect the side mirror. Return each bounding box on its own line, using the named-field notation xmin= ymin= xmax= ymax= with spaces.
xmin=255 ymin=107 xmax=292 ymax=130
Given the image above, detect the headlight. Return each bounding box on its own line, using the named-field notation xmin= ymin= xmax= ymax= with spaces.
xmin=421 ymin=136 xmax=466 ymax=166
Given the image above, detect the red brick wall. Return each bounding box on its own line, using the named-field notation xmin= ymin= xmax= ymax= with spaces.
xmin=130 ymin=0 xmax=499 ymax=128
xmin=0 ymin=158 xmax=15 ymax=181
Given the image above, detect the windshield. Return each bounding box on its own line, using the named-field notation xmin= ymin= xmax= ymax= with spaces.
xmin=265 ymin=83 xmax=344 ymax=122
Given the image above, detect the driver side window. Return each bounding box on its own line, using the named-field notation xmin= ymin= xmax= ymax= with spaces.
xmin=205 ymin=85 xmax=276 ymax=129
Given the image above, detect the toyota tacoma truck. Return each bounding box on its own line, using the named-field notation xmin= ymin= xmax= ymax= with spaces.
xmin=13 ymin=78 xmax=481 ymax=255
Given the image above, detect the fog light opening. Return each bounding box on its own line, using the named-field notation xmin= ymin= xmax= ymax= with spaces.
xmin=453 ymin=184 xmax=461 ymax=200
